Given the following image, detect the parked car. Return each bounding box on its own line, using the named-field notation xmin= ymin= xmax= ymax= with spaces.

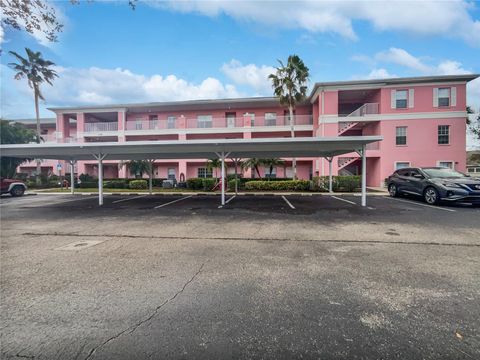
xmin=0 ymin=178 xmax=27 ymax=197
xmin=387 ymin=167 xmax=480 ymax=205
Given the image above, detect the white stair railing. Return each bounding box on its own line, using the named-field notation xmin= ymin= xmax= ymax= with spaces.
xmin=347 ymin=103 xmax=379 ymax=117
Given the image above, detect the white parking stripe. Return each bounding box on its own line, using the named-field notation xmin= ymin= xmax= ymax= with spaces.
xmin=112 ymin=195 xmax=146 ymax=204
xmin=330 ymin=195 xmax=357 ymax=205
xmin=281 ymin=195 xmax=295 ymax=209
xmin=385 ymin=196 xmax=456 ymax=212
xmin=154 ymin=195 xmax=193 ymax=209
xmin=218 ymin=195 xmax=236 ymax=208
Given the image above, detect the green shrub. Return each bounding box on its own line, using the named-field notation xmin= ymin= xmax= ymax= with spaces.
xmin=79 ymin=173 xmax=95 ymax=182
xmin=244 ymin=180 xmax=310 ymax=191
xmin=202 ymin=178 xmax=216 ymax=191
xmin=103 ymin=180 xmax=128 ymax=189
xmin=187 ymin=178 xmax=204 ymax=190
xmin=311 ymin=176 xmax=361 ymax=192
xmin=152 ymin=178 xmax=165 ymax=187
xmin=79 ymin=181 xmax=98 ymax=188
xmin=129 ymin=179 xmax=148 ymax=189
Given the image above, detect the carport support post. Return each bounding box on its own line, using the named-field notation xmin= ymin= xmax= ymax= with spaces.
xmin=68 ymin=160 xmax=76 ymax=195
xmin=93 ymin=154 xmax=107 ymax=206
xmin=326 ymin=157 xmax=333 ymax=193
xmin=216 ymin=151 xmax=231 ymax=207
xmin=359 ymin=145 xmax=367 ymax=207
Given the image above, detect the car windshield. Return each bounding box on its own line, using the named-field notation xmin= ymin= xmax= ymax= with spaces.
xmin=422 ymin=168 xmax=467 ymax=179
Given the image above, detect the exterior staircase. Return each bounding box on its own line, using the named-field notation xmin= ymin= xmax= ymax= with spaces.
xmin=338 ymin=102 xmax=379 ymax=136
xmin=338 ymin=157 xmax=359 ymax=170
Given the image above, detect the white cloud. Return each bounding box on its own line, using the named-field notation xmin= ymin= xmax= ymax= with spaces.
xmin=376 ymin=48 xmax=431 ymax=73
xmin=221 ymin=59 xmax=275 ymax=94
xmin=152 ymin=0 xmax=480 ymax=46
xmin=0 ymin=65 xmax=241 ymax=118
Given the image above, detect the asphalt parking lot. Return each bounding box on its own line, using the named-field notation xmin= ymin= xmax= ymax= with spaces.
xmin=1 ymin=193 xmax=479 ymax=359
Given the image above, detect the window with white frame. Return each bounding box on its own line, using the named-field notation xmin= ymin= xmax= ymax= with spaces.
xmin=395 ymin=90 xmax=408 ymax=109
xmin=265 ymin=112 xmax=277 ymax=126
xmin=438 ymin=88 xmax=450 ymax=107
xmin=395 ymin=162 xmax=410 ymax=170
xmin=438 ymin=125 xmax=450 ymax=144
xmin=197 ymin=115 xmax=212 ymax=128
xmin=396 ymin=126 xmax=407 ymax=145
xmin=438 ymin=161 xmax=454 ymax=169
xmin=197 ymin=167 xmax=213 ymax=178
xmin=167 ymin=168 xmax=176 ymax=180
xmin=264 ymin=166 xmax=277 ymax=179
xmin=135 ymin=118 xmax=143 ymax=130
xmin=167 ymin=116 xmax=176 ymax=129
xmin=149 ymin=115 xmax=158 ymax=129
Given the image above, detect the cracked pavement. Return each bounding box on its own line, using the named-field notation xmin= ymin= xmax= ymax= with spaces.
xmin=1 ymin=194 xmax=479 ymax=359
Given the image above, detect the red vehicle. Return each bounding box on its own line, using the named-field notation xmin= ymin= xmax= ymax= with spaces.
xmin=0 ymin=178 xmax=27 ymax=197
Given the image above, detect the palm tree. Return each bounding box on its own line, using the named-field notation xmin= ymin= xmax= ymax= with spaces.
xmin=8 ymin=48 xmax=58 ymax=183
xmin=124 ymin=160 xmax=151 ymax=178
xmin=206 ymin=158 xmax=222 ymax=179
xmin=242 ymin=158 xmax=262 ymax=178
xmin=269 ymin=54 xmax=309 ymax=179
xmin=261 ymin=158 xmax=285 ymax=180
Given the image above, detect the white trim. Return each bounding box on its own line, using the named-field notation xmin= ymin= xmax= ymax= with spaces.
xmin=394 ymin=161 xmax=411 ymax=170
xmin=320 ymin=110 xmax=466 ymax=123
xmin=123 ymin=125 xmax=314 ymax=135
xmin=408 ymin=89 xmax=414 ymax=108
xmin=451 ymin=87 xmax=457 ymax=107
xmin=7 ymin=182 xmax=27 ymax=192
xmin=433 ymin=88 xmax=439 ymax=107
xmin=391 ymin=89 xmax=396 ymax=109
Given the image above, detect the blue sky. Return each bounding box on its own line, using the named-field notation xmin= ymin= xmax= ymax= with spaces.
xmin=1 ymin=0 xmax=479 ymax=122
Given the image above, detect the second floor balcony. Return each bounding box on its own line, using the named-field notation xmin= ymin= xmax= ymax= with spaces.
xmin=124 ymin=115 xmax=313 ymax=132
xmin=84 ymin=122 xmax=119 ymax=133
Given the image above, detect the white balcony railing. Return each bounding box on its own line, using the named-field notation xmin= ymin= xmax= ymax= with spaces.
xmin=84 ymin=122 xmax=118 ymax=132
xmin=125 ymin=115 xmax=314 ymax=131
xmin=251 ymin=115 xmax=313 ymax=127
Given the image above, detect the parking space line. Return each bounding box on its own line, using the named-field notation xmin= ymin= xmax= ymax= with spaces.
xmin=330 ymin=195 xmax=357 ymax=205
xmin=112 ymin=195 xmax=146 ymax=204
xmin=385 ymin=196 xmax=456 ymax=212
xmin=281 ymin=195 xmax=295 ymax=209
xmin=112 ymin=194 xmax=147 ymax=204
xmin=154 ymin=195 xmax=193 ymax=209
xmin=218 ymin=195 xmax=236 ymax=208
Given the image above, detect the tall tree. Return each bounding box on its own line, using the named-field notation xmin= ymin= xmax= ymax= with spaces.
xmin=467 ymin=106 xmax=480 ymax=141
xmin=261 ymin=158 xmax=285 ymax=180
xmin=0 ymin=120 xmax=37 ymax=178
xmin=0 ymin=0 xmax=137 ymax=44
xmin=242 ymin=158 xmax=262 ymax=178
xmin=206 ymin=158 xmax=222 ymax=179
xmin=269 ymin=55 xmax=309 ymax=179
xmin=123 ymin=160 xmax=151 ymax=179
xmin=8 ymin=48 xmax=57 ymax=183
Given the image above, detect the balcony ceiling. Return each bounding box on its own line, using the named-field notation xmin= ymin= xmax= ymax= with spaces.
xmin=1 ymin=136 xmax=382 ymax=161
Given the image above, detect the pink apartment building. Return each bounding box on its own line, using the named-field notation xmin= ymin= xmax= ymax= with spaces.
xmin=15 ymin=74 xmax=478 ymax=187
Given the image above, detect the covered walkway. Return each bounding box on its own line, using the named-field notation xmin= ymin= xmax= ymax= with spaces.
xmin=1 ymin=136 xmax=382 ymax=206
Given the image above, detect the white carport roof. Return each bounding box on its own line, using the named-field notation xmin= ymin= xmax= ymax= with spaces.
xmin=0 ymin=136 xmax=382 ymax=161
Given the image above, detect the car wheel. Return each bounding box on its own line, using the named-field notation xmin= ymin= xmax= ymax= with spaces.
xmin=10 ymin=185 xmax=25 ymax=197
xmin=424 ymin=187 xmax=439 ymax=205
xmin=388 ymin=184 xmax=398 ymax=197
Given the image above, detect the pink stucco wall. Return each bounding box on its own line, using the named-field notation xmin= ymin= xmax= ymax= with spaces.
xmin=20 ymin=78 xmax=470 ymax=188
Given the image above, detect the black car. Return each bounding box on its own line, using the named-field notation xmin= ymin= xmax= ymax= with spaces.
xmin=387 ymin=167 xmax=480 ymax=205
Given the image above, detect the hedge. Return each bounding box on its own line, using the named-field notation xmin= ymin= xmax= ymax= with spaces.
xmin=103 ymin=179 xmax=128 ymax=189
xmin=312 ymin=176 xmax=361 ymax=192
xmin=129 ymin=179 xmax=148 ymax=189
xmin=244 ymin=180 xmax=310 ymax=191
xmin=186 ymin=177 xmax=217 ymax=190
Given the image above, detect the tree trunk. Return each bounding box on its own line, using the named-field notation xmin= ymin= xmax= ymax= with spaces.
xmin=289 ymin=105 xmax=297 ymax=180
xmin=34 ymin=87 xmax=41 ymax=185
